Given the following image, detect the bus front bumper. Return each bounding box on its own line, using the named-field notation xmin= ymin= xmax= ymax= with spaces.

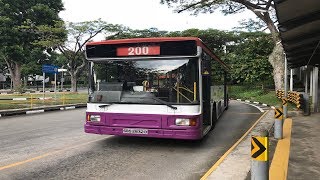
xmin=84 ymin=124 xmax=203 ymax=140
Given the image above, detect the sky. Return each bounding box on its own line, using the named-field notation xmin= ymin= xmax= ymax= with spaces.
xmin=59 ymin=0 xmax=256 ymax=32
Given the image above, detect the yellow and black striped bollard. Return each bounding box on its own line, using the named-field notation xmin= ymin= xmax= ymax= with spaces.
xmin=251 ymin=129 xmax=269 ymax=180
xmin=274 ymin=107 xmax=283 ymax=139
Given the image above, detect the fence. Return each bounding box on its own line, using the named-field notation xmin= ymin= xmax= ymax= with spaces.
xmin=0 ymin=92 xmax=87 ymax=110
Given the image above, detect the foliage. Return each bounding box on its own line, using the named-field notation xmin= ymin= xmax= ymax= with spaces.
xmin=226 ymin=31 xmax=274 ymax=86
xmin=111 ymin=27 xmax=167 ymax=39
xmin=234 ymin=18 xmax=266 ymax=32
xmin=229 ymin=85 xmax=296 ymax=110
xmin=58 ymin=19 xmax=122 ymax=92
xmin=160 ymin=0 xmax=285 ymax=91
xmin=0 ymin=0 xmax=66 ymax=90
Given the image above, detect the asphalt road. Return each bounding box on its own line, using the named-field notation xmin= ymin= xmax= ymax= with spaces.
xmin=0 ymin=100 xmax=262 ymax=180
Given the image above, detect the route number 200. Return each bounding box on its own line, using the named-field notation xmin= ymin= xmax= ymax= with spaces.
xmin=117 ymin=46 xmax=160 ymax=56
xmin=128 ymin=47 xmax=149 ymax=55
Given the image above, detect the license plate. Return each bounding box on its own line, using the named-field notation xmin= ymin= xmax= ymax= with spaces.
xmin=123 ymin=128 xmax=148 ymax=135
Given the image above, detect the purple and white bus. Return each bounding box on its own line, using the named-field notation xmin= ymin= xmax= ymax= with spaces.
xmin=84 ymin=37 xmax=229 ymax=140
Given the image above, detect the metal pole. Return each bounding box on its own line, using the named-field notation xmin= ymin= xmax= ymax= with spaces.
xmin=290 ymin=69 xmax=293 ymax=91
xmin=274 ymin=107 xmax=283 ymax=139
xmin=251 ymin=129 xmax=269 ymax=180
xmin=43 ymin=72 xmax=45 ymax=100
xmin=313 ymin=67 xmax=319 ymax=112
xmin=54 ymin=73 xmax=57 ymax=100
xmin=310 ymin=68 xmax=313 ymax=96
xmin=284 ymin=56 xmax=288 ymax=119
xmin=10 ymin=78 xmax=12 ymax=91
xmin=61 ymin=72 xmax=64 ymax=90
xmin=305 ymin=68 xmax=308 ymax=94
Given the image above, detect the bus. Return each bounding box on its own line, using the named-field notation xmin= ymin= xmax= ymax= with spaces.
xmin=84 ymin=37 xmax=229 ymax=140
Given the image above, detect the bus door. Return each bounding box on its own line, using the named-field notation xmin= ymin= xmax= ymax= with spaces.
xmin=201 ymin=59 xmax=211 ymax=126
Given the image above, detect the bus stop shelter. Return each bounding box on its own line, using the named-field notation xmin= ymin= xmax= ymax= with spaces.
xmin=274 ymin=0 xmax=320 ymax=113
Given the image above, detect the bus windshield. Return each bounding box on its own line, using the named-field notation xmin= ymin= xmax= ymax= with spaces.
xmin=89 ymin=58 xmax=199 ymax=105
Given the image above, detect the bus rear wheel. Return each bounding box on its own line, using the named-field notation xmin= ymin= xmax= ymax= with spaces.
xmin=210 ymin=104 xmax=217 ymax=131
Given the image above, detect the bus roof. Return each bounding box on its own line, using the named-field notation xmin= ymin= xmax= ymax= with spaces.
xmin=86 ymin=37 xmax=229 ymax=71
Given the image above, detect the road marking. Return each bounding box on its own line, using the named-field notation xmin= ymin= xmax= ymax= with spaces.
xmin=0 ymin=137 xmax=106 ymax=171
xmin=0 ymin=153 xmax=52 ymax=171
xmin=244 ymin=102 xmax=265 ymax=112
xmin=26 ymin=110 xmax=45 ymax=114
xmin=200 ymin=111 xmax=269 ymax=180
xmin=229 ymin=112 xmax=261 ymax=115
xmin=269 ymin=118 xmax=292 ymax=180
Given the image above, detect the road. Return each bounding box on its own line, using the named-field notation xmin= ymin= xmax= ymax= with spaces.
xmin=0 ymin=100 xmax=262 ymax=180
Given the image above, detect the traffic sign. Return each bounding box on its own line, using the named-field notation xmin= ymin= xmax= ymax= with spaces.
xmin=282 ymin=98 xmax=288 ymax=106
xmin=274 ymin=107 xmax=283 ymax=120
xmin=251 ymin=136 xmax=268 ymax=161
xmin=42 ymin=64 xmax=58 ymax=74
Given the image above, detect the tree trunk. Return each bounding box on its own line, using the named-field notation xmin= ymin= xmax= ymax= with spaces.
xmin=268 ymin=43 xmax=285 ymax=90
xmin=12 ymin=63 xmax=22 ymax=91
xmin=70 ymin=73 xmax=77 ymax=92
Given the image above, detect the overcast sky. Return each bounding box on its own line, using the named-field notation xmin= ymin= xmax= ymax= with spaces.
xmin=59 ymin=0 xmax=256 ymax=32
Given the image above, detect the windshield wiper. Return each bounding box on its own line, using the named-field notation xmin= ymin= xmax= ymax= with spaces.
xmin=151 ymin=97 xmax=177 ymax=110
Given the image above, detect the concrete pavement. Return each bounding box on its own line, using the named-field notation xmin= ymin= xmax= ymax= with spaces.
xmin=287 ymin=113 xmax=320 ymax=179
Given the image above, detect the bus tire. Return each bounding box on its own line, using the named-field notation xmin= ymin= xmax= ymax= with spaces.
xmin=210 ymin=104 xmax=217 ymax=130
xmin=225 ymin=94 xmax=229 ymax=110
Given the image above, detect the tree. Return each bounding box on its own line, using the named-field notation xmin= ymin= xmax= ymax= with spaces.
xmin=0 ymin=0 xmax=66 ymax=91
xmin=160 ymin=0 xmax=285 ymax=90
xmin=166 ymin=29 xmax=273 ymax=87
xmin=111 ymin=27 xmax=167 ymax=39
xmin=58 ymin=20 xmax=121 ymax=92
xmin=227 ymin=31 xmax=274 ymax=87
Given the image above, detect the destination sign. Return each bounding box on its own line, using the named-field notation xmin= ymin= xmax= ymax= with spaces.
xmin=86 ymin=40 xmax=197 ymax=59
xmin=117 ymin=46 xmax=160 ymax=56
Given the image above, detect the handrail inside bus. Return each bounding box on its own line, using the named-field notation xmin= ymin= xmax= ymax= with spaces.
xmin=172 ymin=82 xmax=197 ymax=103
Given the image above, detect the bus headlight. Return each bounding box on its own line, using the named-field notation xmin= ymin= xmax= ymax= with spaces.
xmin=175 ymin=118 xmax=196 ymax=126
xmin=87 ymin=115 xmax=101 ymax=122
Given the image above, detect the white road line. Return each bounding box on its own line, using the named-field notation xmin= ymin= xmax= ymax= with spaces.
xmin=13 ymin=98 xmax=27 ymax=101
xmin=26 ymin=110 xmax=45 ymax=114
xmin=241 ymin=102 xmax=264 ymax=112
xmin=65 ymin=106 xmax=76 ymax=110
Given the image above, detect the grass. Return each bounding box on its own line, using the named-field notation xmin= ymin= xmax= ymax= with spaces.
xmin=0 ymin=92 xmax=87 ymax=110
xmin=229 ymin=86 xmax=297 ymax=111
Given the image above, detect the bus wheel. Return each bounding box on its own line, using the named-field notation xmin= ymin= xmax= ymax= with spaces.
xmin=225 ymin=94 xmax=229 ymax=110
xmin=210 ymin=104 xmax=217 ymax=131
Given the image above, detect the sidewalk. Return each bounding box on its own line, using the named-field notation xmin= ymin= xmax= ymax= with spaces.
xmin=287 ymin=113 xmax=320 ymax=179
xmin=203 ymin=109 xmax=320 ymax=180
xmin=204 ymin=110 xmax=274 ymax=179
xmin=0 ymin=103 xmax=86 ymax=117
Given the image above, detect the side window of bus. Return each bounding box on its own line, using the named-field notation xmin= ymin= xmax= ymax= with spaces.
xmin=211 ymin=56 xmax=225 ymax=113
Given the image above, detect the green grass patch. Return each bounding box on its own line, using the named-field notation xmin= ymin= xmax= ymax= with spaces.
xmin=229 ymin=86 xmax=297 ymax=110
xmin=0 ymin=92 xmax=87 ymax=110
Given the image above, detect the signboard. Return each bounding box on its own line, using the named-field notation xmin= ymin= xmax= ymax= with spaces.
xmin=42 ymin=64 xmax=58 ymax=74
xmin=86 ymin=40 xmax=197 ymax=59
xmin=117 ymin=46 xmax=160 ymax=56
xmin=251 ymin=136 xmax=268 ymax=161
